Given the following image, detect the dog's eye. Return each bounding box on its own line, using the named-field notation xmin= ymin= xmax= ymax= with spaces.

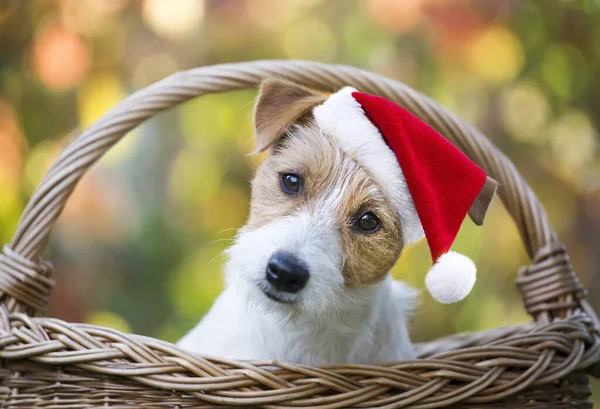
xmin=356 ymin=211 xmax=380 ymax=233
xmin=280 ymin=173 xmax=302 ymax=195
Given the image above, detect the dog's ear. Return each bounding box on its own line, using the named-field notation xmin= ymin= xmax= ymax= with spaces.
xmin=468 ymin=177 xmax=498 ymax=225
xmin=253 ymin=79 xmax=327 ymax=153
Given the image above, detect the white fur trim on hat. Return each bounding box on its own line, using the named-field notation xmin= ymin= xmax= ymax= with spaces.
xmin=313 ymin=87 xmax=424 ymax=244
xmin=424 ymin=252 xmax=476 ymax=304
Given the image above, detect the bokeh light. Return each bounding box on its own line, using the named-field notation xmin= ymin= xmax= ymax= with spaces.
xmin=501 ymin=81 xmax=550 ymax=143
xmin=548 ymin=109 xmax=597 ymax=186
xmin=33 ymin=23 xmax=89 ymax=90
xmin=467 ymin=25 xmax=524 ymax=84
xmin=60 ymin=0 xmax=129 ymax=37
xmin=142 ymin=0 xmax=205 ymax=41
xmin=364 ymin=0 xmax=425 ymax=34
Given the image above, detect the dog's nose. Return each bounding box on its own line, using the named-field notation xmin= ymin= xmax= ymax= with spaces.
xmin=266 ymin=252 xmax=309 ymax=293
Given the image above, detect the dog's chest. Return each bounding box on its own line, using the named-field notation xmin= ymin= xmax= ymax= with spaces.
xmin=254 ymin=281 xmax=415 ymax=364
xmin=270 ymin=316 xmax=375 ymax=365
xmin=178 ymin=279 xmax=415 ymax=364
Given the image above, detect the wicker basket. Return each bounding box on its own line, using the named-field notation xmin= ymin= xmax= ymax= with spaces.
xmin=1 ymin=60 xmax=599 ymax=408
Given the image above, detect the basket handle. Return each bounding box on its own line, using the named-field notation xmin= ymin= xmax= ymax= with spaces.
xmin=0 ymin=60 xmax=595 ymax=325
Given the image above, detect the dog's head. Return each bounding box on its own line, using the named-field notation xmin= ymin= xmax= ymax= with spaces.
xmin=224 ymin=79 xmax=405 ymax=316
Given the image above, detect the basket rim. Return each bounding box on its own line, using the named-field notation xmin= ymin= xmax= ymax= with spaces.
xmin=0 ymin=311 xmax=597 ymax=408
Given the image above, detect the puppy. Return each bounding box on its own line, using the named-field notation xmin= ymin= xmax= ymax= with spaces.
xmin=177 ymin=79 xmax=418 ymax=364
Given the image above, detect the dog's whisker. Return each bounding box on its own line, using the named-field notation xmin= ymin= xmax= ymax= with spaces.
xmin=212 ymin=227 xmax=238 ymax=237
xmin=207 ymin=251 xmax=228 ymax=266
xmin=208 ymin=238 xmax=235 ymax=246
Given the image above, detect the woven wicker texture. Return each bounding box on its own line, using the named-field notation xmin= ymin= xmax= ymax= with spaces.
xmin=0 ymin=60 xmax=599 ymax=408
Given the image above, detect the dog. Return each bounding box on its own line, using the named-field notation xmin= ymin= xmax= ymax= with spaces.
xmin=177 ymin=79 xmax=418 ymax=365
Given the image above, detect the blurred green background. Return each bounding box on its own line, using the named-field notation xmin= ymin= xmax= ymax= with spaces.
xmin=1 ymin=0 xmax=600 ymax=402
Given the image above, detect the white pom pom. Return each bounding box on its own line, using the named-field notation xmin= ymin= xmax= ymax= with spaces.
xmin=425 ymin=251 xmax=476 ymax=304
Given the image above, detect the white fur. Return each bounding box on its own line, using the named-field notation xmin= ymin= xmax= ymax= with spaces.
xmin=178 ymin=179 xmax=417 ymax=364
xmin=425 ymin=251 xmax=476 ymax=304
xmin=225 ymin=208 xmax=345 ymax=314
xmin=177 ymin=276 xmax=416 ymax=364
xmin=313 ymin=87 xmax=424 ymax=244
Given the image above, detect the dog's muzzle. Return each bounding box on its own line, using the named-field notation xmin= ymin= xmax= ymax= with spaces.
xmin=263 ymin=251 xmax=309 ymax=302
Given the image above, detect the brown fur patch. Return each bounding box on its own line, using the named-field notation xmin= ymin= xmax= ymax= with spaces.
xmin=246 ymin=121 xmax=404 ymax=288
xmin=253 ymin=79 xmax=327 ymax=153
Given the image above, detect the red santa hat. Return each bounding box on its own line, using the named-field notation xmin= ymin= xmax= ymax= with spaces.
xmin=312 ymin=87 xmax=496 ymax=304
